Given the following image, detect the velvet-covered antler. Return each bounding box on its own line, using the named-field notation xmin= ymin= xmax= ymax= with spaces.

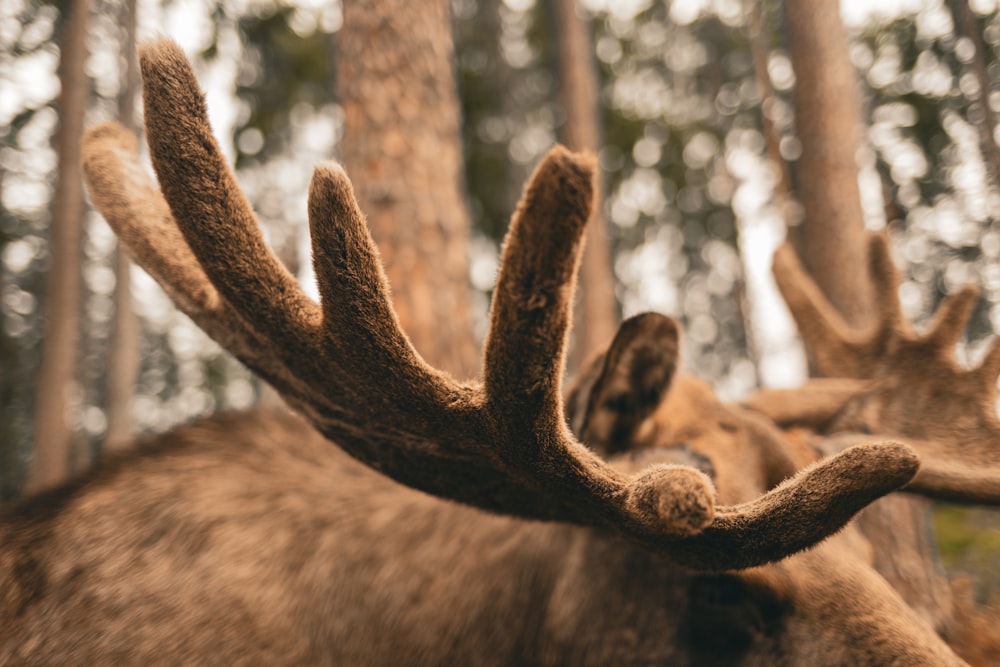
xmin=81 ymin=40 xmax=921 ymax=569
xmin=758 ymin=234 xmax=1000 ymax=504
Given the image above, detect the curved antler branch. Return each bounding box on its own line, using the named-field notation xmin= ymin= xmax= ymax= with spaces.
xmin=139 ymin=41 xmax=322 ymax=356
xmin=665 ymin=442 xmax=919 ymax=570
xmin=83 ymin=39 xmax=929 ymax=569
xmin=81 ymin=121 xmax=306 ymax=399
xmin=484 ymin=147 xmax=591 ymax=422
xmin=741 ymin=378 xmax=872 ymax=430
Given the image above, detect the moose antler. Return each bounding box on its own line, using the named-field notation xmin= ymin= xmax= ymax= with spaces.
xmin=81 ymin=40 xmax=921 ymax=569
xmin=754 ymin=234 xmax=1000 ymax=504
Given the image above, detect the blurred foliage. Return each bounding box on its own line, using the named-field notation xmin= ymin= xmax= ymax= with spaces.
xmin=592 ymin=3 xmax=755 ymax=389
xmin=1 ymin=0 xmax=63 ymax=498
xmin=857 ymin=5 xmax=1000 ymax=342
xmin=212 ymin=2 xmax=336 ymax=168
xmin=455 ymin=0 xmax=526 ymax=243
xmin=456 ymin=0 xmax=756 ymax=392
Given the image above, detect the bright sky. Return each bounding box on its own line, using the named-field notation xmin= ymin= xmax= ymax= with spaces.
xmin=841 ymin=0 xmax=927 ymax=26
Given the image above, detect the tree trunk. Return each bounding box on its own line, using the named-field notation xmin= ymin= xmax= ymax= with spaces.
xmin=746 ymin=0 xmax=796 ymax=229
xmin=783 ymin=0 xmax=952 ymax=630
xmin=784 ymin=0 xmax=871 ymax=328
xmin=551 ymin=0 xmax=618 ymax=372
xmin=28 ymin=0 xmax=92 ymax=492
xmin=103 ymin=0 xmax=140 ymax=453
xmin=336 ymin=0 xmax=479 ymax=379
xmin=946 ymin=0 xmax=1000 ymax=192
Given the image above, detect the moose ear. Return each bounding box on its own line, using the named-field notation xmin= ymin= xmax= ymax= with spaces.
xmin=565 ymin=313 xmax=680 ymax=456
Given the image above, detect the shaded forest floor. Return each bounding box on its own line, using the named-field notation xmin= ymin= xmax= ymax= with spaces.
xmin=935 ymin=504 xmax=1000 ymax=599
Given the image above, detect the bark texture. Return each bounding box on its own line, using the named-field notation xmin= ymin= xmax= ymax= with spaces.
xmin=947 ymin=0 xmax=1000 ymax=191
xmin=784 ymin=0 xmax=871 ymax=328
xmin=336 ymin=0 xmax=478 ymax=378
xmin=104 ymin=0 xmax=140 ymax=452
xmin=29 ymin=0 xmax=92 ymax=491
xmin=551 ymin=0 xmax=618 ymax=371
xmin=783 ymin=0 xmax=952 ymax=629
xmin=746 ymin=0 xmax=795 ymax=227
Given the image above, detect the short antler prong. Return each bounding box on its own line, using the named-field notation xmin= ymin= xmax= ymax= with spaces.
xmin=927 ymin=286 xmax=980 ymax=351
xmin=867 ymin=234 xmax=906 ymax=336
xmin=772 ymin=242 xmax=858 ymax=376
xmin=484 ymin=147 xmax=595 ymax=419
xmin=308 ymin=164 xmax=400 ymax=348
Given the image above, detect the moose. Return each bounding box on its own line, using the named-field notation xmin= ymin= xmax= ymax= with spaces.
xmin=2 ymin=40 xmax=999 ymax=664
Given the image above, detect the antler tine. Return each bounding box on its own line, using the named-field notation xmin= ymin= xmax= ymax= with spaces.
xmin=926 ymin=285 xmax=980 ymax=352
xmin=908 ymin=463 xmax=1000 ymax=505
xmin=81 ymin=122 xmax=305 ymax=398
xmin=83 ymin=123 xmax=219 ymax=316
xmin=772 ymin=242 xmax=860 ymax=376
xmin=138 ymin=41 xmax=323 ymax=362
xmin=483 ymin=147 xmax=592 ymax=435
xmin=773 ymin=234 xmax=914 ymax=379
xmin=866 ymin=233 xmax=907 ymax=340
xmin=307 ymin=163 xmax=449 ymax=407
xmin=670 ymin=442 xmax=919 ymax=570
xmin=471 ymin=148 xmax=679 ymax=521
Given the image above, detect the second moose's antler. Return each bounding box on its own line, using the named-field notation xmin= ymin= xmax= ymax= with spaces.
xmin=83 ymin=40 xmax=921 ymax=570
xmin=748 ymin=234 xmax=1000 ymax=504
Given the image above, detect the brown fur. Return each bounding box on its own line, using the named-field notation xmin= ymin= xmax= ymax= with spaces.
xmin=945 ymin=579 xmax=1000 ymax=666
xmin=2 ymin=39 xmax=984 ymax=664
xmin=0 ymin=334 xmax=963 ymax=665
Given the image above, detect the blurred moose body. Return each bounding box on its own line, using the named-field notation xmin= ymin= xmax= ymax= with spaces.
xmin=0 ymin=384 xmax=967 ymax=666
xmin=2 ymin=40 xmax=998 ymax=665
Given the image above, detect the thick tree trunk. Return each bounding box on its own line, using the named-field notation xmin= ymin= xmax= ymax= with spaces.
xmin=783 ymin=0 xmax=952 ymax=630
xmin=784 ymin=0 xmax=871 ymax=328
xmin=551 ymin=0 xmax=618 ymax=371
xmin=336 ymin=0 xmax=479 ymax=379
xmin=104 ymin=0 xmax=140 ymax=452
xmin=28 ymin=0 xmax=92 ymax=492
